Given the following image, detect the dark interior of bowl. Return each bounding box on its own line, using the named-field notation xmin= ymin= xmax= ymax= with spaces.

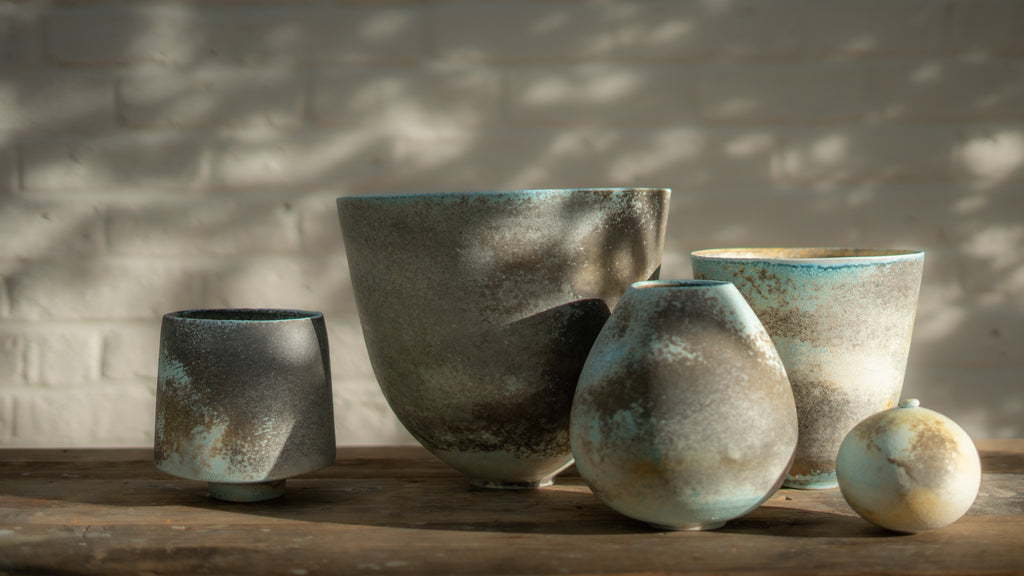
xmin=169 ymin=309 xmax=319 ymax=322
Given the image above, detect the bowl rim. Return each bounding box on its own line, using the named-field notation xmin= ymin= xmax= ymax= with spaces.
xmin=163 ymin=308 xmax=324 ymax=323
xmin=691 ymin=247 xmax=924 ymax=264
xmin=336 ymin=188 xmax=671 ymax=203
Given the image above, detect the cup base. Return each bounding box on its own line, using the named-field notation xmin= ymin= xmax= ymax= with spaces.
xmin=469 ymin=478 xmax=554 ymax=490
xmin=647 ymin=521 xmax=727 ymax=531
xmin=208 ymin=480 xmax=286 ymax=502
xmin=785 ymin=471 xmax=839 ymax=490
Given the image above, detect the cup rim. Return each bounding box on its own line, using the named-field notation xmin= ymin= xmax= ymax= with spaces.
xmin=691 ymin=247 xmax=924 ymax=264
xmin=164 ymin=308 xmax=324 ymax=322
xmin=336 ymin=187 xmax=671 ymax=203
xmin=632 ymin=279 xmax=734 ymax=290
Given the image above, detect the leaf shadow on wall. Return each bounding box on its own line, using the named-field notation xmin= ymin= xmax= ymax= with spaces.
xmin=0 ymin=1 xmax=1022 ymax=445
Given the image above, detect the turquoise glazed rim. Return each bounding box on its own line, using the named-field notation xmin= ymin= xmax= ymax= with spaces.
xmin=691 ymin=247 xmax=924 ymax=266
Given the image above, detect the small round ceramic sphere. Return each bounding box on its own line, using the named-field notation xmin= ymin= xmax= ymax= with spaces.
xmin=836 ymin=398 xmax=981 ymax=533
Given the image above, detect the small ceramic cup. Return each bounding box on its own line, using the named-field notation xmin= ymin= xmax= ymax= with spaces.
xmin=154 ymin=309 xmax=336 ymax=502
xmin=691 ymin=248 xmax=924 ymax=489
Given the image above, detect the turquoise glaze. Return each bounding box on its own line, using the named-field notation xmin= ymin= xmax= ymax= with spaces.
xmin=154 ymin=309 xmax=335 ymax=502
xmin=691 ymin=248 xmax=925 ymax=489
xmin=570 ymin=280 xmax=797 ymax=530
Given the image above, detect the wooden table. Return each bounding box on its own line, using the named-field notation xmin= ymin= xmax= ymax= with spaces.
xmin=1 ymin=441 xmax=1021 ymax=575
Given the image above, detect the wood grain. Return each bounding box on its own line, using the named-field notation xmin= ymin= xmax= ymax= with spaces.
xmin=1 ymin=444 xmax=1022 ymax=575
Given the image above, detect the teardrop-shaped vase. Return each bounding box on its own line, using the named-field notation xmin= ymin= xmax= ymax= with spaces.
xmin=570 ymin=280 xmax=798 ymax=530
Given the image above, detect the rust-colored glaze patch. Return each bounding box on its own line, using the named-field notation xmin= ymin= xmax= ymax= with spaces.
xmin=155 ymin=311 xmax=335 ymax=483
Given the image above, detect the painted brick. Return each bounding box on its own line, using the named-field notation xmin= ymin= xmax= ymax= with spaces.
xmin=913 ymin=248 xmax=970 ymax=311
xmin=0 ymin=269 xmax=8 ymax=319
xmin=912 ymin=303 xmax=1024 ymax=370
xmin=0 ymin=4 xmax=39 ymax=68
xmin=0 ymin=392 xmax=12 ymax=443
xmin=905 ymin=364 xmax=1024 ymax=436
xmin=504 ymin=66 xmax=697 ymax=128
xmin=11 ymin=385 xmax=156 ymax=446
xmin=388 ymin=128 xmax=775 ymax=193
xmin=430 ymin=1 xmax=802 ymax=63
xmin=24 ymin=329 xmax=102 ymax=386
xmin=0 ymin=72 xmax=115 ymax=133
xmin=46 ymin=5 xmax=423 ymax=66
xmin=699 ymin=63 xmax=866 ymax=123
xmin=0 ymin=392 xmax=11 ymax=443
xmin=12 ymin=387 xmax=95 ymax=445
xmin=199 ymin=6 xmax=424 ymax=65
xmin=0 ymin=199 xmax=106 ymax=259
xmin=0 ymin=143 xmax=14 ymax=193
xmin=902 ymin=368 xmax=1023 ymax=438
xmin=20 ymin=136 xmax=209 ymax=191
xmin=118 ymin=69 xmax=306 ymax=129
xmin=102 ymin=322 xmax=161 ymax=381
xmin=91 ymin=384 xmax=157 ymax=446
xmin=332 ymin=377 xmax=416 ymax=446
xmin=106 ymin=200 xmax=300 ymax=256
xmin=953 ymin=127 xmax=1024 ymax=187
xmin=45 ymin=5 xmax=203 ymax=66
xmin=665 ymin=190 xmax=866 ymax=256
xmin=869 ymin=62 xmax=1024 ymax=123
xmin=951 ymin=0 xmax=1024 ymax=58
xmin=778 ymin=126 xmax=955 ymax=186
xmin=7 ymin=259 xmax=205 ymax=320
xmin=298 ymin=194 xmax=345 ymax=254
xmin=202 ymin=255 xmax=354 ymax=313
xmin=839 ymin=188 xmax=964 ymax=249
xmin=798 ymin=0 xmax=946 ymax=58
xmin=0 ymin=332 xmax=25 ymax=384
xmin=388 ymin=131 xmax=565 ymax=192
xmin=311 ymin=68 xmax=502 ymax=137
xmin=952 ymin=198 xmax=1024 ymax=307
xmin=210 ymin=134 xmax=390 ymax=190
xmin=585 ymin=128 xmax=777 ymax=189
xmin=325 ymin=315 xmax=374 ymax=379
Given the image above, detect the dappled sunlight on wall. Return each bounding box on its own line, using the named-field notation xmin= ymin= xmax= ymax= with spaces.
xmin=0 ymin=0 xmax=1022 ymax=446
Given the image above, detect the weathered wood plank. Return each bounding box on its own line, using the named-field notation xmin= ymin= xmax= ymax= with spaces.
xmin=1 ymin=444 xmax=1022 ymax=575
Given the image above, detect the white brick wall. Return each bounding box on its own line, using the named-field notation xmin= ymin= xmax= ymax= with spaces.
xmin=1 ymin=0 xmax=1022 ymax=447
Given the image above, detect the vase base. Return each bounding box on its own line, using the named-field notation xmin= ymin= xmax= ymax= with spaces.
xmin=785 ymin=471 xmax=838 ymax=490
xmin=647 ymin=521 xmax=727 ymax=531
xmin=208 ymin=480 xmax=286 ymax=502
xmin=470 ymin=478 xmax=554 ymax=490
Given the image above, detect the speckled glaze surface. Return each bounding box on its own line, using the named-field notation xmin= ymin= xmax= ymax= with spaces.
xmin=570 ymin=280 xmax=798 ymax=530
xmin=837 ymin=399 xmax=981 ymax=533
xmin=691 ymin=248 xmax=925 ymax=489
xmin=337 ymin=189 xmax=670 ymax=488
xmin=154 ymin=309 xmax=336 ymax=502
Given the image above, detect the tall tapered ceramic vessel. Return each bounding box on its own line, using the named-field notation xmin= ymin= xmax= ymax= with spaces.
xmin=691 ymin=248 xmax=925 ymax=489
xmin=338 ymin=188 xmax=670 ymax=488
xmin=571 ymin=280 xmax=798 ymax=530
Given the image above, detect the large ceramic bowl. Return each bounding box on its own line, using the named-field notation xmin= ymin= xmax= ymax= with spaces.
xmin=691 ymin=248 xmax=924 ymax=489
xmin=338 ymin=188 xmax=670 ymax=488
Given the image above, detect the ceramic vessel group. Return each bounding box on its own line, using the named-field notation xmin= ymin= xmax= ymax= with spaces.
xmin=153 ymin=187 xmax=946 ymax=532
